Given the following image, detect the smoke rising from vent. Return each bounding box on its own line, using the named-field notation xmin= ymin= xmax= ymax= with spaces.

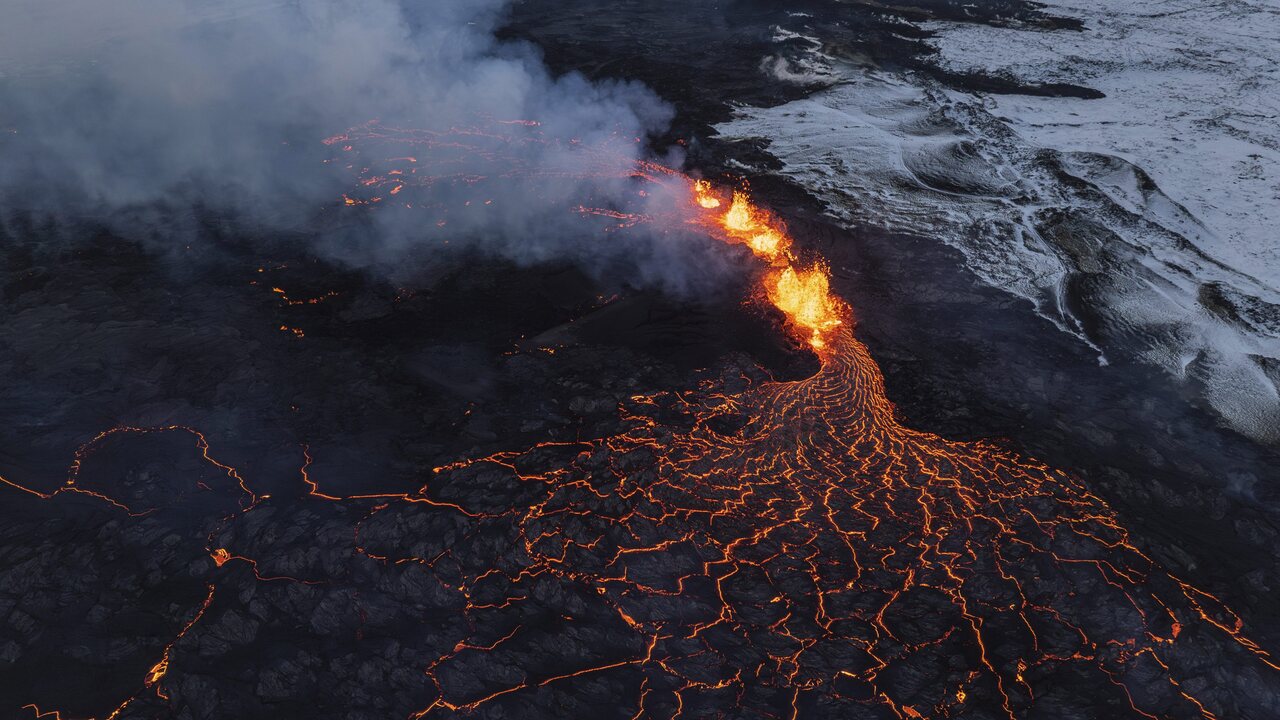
xmin=0 ymin=0 xmax=729 ymax=291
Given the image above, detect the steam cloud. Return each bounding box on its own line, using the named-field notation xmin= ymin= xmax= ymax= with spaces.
xmin=0 ymin=0 xmax=732 ymax=292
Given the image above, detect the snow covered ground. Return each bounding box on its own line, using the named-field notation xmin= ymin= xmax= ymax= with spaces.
xmin=923 ymin=0 xmax=1280 ymax=287
xmin=717 ymin=4 xmax=1280 ymax=442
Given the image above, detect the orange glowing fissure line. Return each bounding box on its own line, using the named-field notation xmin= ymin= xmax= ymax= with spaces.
xmin=688 ymin=179 xmax=844 ymax=350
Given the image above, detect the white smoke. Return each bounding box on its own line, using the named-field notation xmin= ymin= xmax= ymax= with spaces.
xmin=0 ymin=0 xmax=731 ymax=292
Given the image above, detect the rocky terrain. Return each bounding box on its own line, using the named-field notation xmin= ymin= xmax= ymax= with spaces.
xmin=2 ymin=1 xmax=1278 ymax=718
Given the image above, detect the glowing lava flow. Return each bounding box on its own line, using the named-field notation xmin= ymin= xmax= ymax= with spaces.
xmin=406 ymin=176 xmax=1280 ymax=718
xmin=4 ymin=126 xmax=1278 ymax=719
xmin=686 ymin=172 xmax=843 ymax=350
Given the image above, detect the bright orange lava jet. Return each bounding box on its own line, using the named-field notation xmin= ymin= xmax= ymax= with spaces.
xmin=686 ymin=173 xmax=842 ymax=349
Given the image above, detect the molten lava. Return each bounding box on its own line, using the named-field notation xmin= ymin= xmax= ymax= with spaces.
xmin=6 ymin=122 xmax=1277 ymax=720
xmin=693 ymin=179 xmax=721 ymax=209
xmin=319 ymin=139 xmax=1280 ymax=716
xmin=712 ymin=190 xmax=793 ymax=264
xmin=769 ymin=265 xmax=843 ymax=349
xmin=683 ymin=173 xmax=841 ymax=348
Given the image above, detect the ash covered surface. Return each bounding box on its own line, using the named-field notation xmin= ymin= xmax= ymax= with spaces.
xmin=2 ymin=1 xmax=1279 ymax=719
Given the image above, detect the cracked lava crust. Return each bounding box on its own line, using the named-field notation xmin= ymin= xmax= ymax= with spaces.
xmin=3 ymin=134 xmax=1277 ymax=720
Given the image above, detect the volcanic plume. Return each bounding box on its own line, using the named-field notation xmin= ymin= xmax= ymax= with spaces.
xmin=0 ymin=0 xmax=674 ymax=285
